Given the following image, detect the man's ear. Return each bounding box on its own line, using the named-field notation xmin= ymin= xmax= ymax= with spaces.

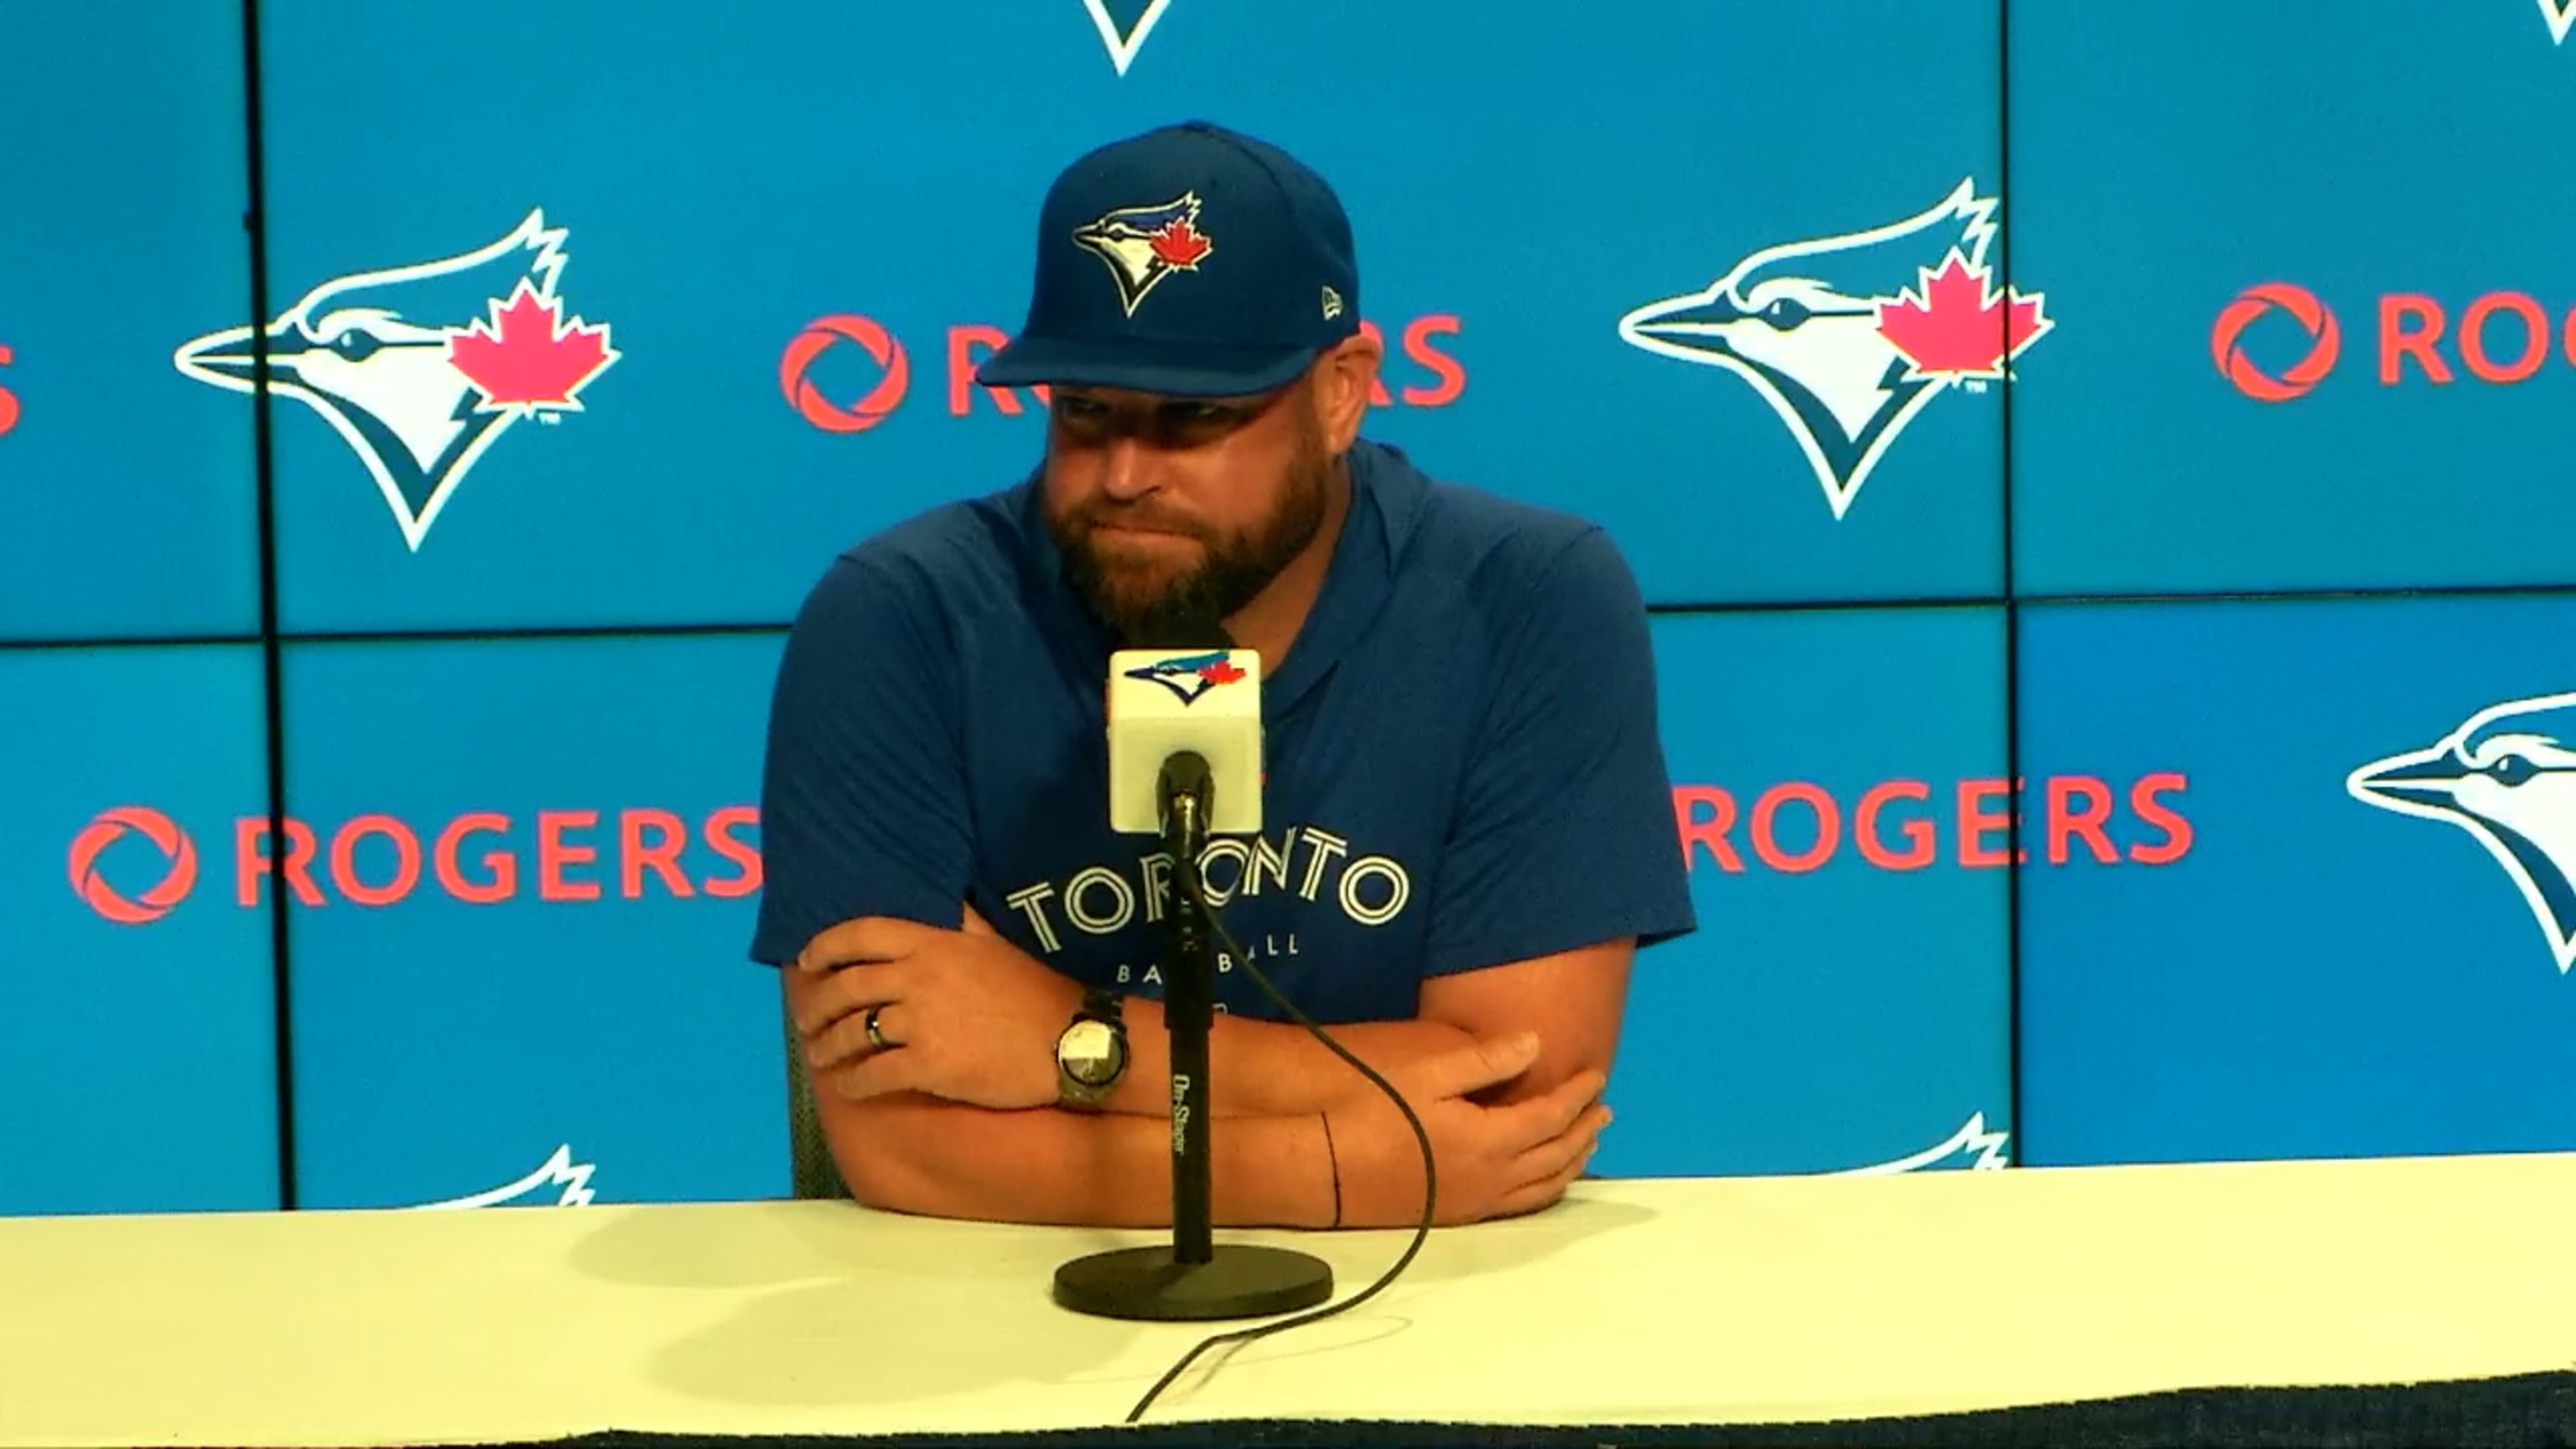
xmin=1312 ymin=330 xmax=1383 ymax=453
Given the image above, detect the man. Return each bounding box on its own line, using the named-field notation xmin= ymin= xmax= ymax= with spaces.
xmin=751 ymin=120 xmax=1695 ymax=1231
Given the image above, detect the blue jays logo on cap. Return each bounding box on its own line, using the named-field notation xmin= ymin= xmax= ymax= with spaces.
xmin=1072 ymin=192 xmax=1215 ymax=317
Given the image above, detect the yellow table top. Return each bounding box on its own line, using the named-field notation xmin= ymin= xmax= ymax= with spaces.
xmin=3 ymin=1150 xmax=2571 ymax=1446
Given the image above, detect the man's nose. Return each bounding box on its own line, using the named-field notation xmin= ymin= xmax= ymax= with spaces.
xmin=1098 ymin=436 xmax=1159 ymax=501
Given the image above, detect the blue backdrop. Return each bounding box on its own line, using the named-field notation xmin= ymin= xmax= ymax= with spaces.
xmin=2019 ymin=595 xmax=2576 ymax=1166
xmin=5 ymin=0 xmax=2573 ymax=1214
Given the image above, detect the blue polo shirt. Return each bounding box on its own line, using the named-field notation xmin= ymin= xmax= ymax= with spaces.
xmin=749 ymin=439 xmax=1696 ymax=1023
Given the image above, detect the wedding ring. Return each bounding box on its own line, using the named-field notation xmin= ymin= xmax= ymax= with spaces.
xmin=864 ymin=1005 xmax=889 ymax=1051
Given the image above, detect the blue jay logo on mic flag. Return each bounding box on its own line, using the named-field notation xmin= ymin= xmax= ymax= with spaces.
xmin=2349 ymin=691 xmax=2576 ymax=974
xmin=1125 ymin=650 xmax=1244 ymax=705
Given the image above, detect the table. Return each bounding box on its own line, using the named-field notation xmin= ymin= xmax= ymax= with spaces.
xmin=6 ymin=1150 xmax=2576 ymax=1447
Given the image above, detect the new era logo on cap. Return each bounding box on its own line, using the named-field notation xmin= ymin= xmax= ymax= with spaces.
xmin=1072 ymin=192 xmax=1215 ymax=317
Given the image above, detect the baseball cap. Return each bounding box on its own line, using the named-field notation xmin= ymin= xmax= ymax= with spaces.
xmin=973 ymin=120 xmax=1361 ymax=399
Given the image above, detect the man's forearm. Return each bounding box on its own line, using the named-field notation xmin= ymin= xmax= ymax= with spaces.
xmin=825 ymin=1089 xmax=1339 ymax=1228
xmin=1093 ymin=999 xmax=1475 ymax=1118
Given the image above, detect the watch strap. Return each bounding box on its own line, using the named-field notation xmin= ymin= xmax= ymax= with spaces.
xmin=1077 ymin=987 xmax=1124 ymax=1026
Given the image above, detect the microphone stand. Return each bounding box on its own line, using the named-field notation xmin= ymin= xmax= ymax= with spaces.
xmin=1052 ymin=751 xmax=1337 ymax=1322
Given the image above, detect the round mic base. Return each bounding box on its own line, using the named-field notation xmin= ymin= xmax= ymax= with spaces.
xmin=1052 ymin=1244 xmax=1334 ymax=1322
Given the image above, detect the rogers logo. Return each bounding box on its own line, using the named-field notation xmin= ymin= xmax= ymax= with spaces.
xmin=68 ymin=808 xmax=200 ymax=923
xmin=781 ymin=315 xmax=908 ymax=433
xmin=2215 ymin=282 xmax=2576 ymax=401
xmin=2212 ymin=283 xmax=2340 ymax=402
xmin=68 ymin=806 xmax=758 ymax=922
xmin=1674 ymin=772 xmax=2194 ymax=874
xmin=780 ymin=311 xmax=1467 ymax=433
xmin=0 ymin=341 xmax=19 ymax=437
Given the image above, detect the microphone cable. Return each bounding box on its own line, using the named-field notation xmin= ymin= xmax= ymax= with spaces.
xmin=1124 ymin=865 xmax=1438 ymax=1425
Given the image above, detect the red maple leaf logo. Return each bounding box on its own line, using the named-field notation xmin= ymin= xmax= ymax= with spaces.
xmin=1875 ymin=252 xmax=2050 ymax=382
xmin=446 ymin=279 xmax=618 ymax=413
xmin=1150 ymin=217 xmax=1213 ymax=269
xmin=1198 ymin=659 xmax=1244 ymax=685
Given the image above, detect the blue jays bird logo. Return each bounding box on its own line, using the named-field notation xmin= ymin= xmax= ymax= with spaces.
xmin=1082 ymin=0 xmax=1176 ymax=74
xmin=411 ymin=1144 xmax=598 ymax=1209
xmin=1828 ymin=1111 xmax=2011 ymax=1176
xmin=1617 ymin=179 xmax=2050 ymax=521
xmin=173 ymin=210 xmax=619 ymax=551
xmin=2349 ymin=692 xmax=2576 ymax=974
xmin=1126 ymin=650 xmax=1245 ymax=705
xmin=1072 ymin=194 xmax=1215 ymax=317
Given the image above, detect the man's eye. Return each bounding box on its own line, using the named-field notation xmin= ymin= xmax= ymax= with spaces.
xmin=1054 ymin=399 xmax=1110 ymax=434
xmin=1052 ymin=397 xmax=1250 ymax=445
xmin=1161 ymin=404 xmax=1237 ymax=434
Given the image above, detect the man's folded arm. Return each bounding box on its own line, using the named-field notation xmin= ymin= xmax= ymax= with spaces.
xmin=785 ymin=972 xmax=1336 ymax=1228
xmin=1089 ymin=937 xmax=1634 ymax=1119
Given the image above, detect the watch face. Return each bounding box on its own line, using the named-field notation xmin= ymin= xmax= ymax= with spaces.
xmin=1060 ymin=1020 xmax=1124 ymax=1085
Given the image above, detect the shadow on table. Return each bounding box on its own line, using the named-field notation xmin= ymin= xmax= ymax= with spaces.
xmin=566 ymin=1200 xmax=1047 ymax=1290
xmin=1315 ymin=1184 xmax=1662 ymax=1287
xmin=565 ymin=1203 xmax=1139 ymax=1408
xmin=558 ymin=1183 xmax=1654 ymax=1410
xmin=647 ymin=1275 xmax=1128 ymax=1409
xmin=1049 ymin=1188 xmax=1665 ymax=1411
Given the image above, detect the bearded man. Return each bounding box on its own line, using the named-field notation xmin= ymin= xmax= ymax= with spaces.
xmin=753 ymin=121 xmax=1696 ymax=1231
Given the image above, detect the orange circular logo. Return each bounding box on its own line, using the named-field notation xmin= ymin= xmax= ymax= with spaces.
xmin=2212 ymin=283 xmax=2340 ymax=402
xmin=67 ymin=807 xmax=199 ymax=924
xmin=780 ymin=314 xmax=910 ymax=432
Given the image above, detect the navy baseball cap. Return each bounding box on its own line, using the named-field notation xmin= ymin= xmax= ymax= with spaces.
xmin=974 ymin=120 xmax=1361 ymax=399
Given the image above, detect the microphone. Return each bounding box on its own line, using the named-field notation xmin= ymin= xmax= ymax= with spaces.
xmin=1052 ymin=621 xmax=1336 ymax=1328
xmin=1058 ymin=617 xmax=1448 ymax=1425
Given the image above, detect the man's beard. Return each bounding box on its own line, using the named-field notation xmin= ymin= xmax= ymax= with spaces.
xmin=1048 ymin=413 xmax=1332 ymax=647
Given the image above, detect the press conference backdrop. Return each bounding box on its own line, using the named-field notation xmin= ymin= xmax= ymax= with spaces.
xmin=5 ymin=0 xmax=2574 ymax=1215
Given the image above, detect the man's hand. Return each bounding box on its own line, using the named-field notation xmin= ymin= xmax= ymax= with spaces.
xmin=1327 ymin=1031 xmax=1609 ymax=1227
xmin=792 ymin=912 xmax=1083 ymax=1110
